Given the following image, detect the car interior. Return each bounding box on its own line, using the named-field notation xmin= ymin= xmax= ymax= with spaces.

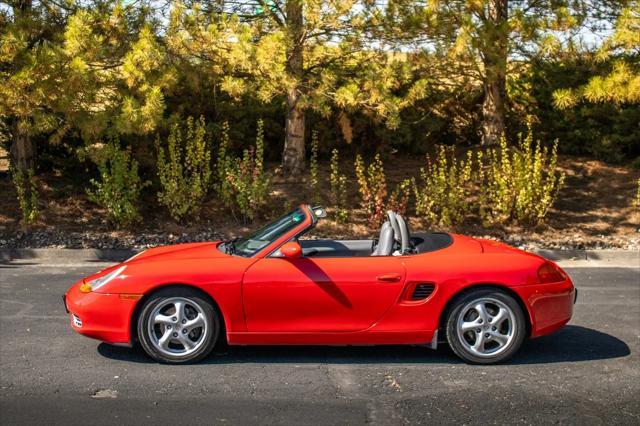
xmin=296 ymin=210 xmax=453 ymax=258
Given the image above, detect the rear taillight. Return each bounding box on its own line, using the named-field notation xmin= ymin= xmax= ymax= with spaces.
xmin=537 ymin=262 xmax=566 ymax=284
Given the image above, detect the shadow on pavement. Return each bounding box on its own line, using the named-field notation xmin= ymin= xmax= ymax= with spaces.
xmin=98 ymin=325 xmax=630 ymax=366
xmin=514 ymin=325 xmax=631 ymax=364
xmin=0 ymin=262 xmax=40 ymax=267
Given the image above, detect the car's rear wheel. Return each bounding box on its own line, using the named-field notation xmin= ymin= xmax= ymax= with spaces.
xmin=445 ymin=289 xmax=526 ymax=364
xmin=137 ymin=288 xmax=219 ymax=364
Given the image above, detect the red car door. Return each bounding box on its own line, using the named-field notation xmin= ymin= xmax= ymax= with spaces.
xmin=242 ymin=256 xmax=406 ymax=332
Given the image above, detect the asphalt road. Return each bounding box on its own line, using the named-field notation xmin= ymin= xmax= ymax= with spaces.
xmin=0 ymin=263 xmax=638 ymax=425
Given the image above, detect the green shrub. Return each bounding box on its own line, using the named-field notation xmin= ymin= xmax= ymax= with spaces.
xmin=216 ymin=119 xmax=271 ymax=221
xmin=388 ymin=178 xmax=412 ymax=218
xmin=635 ymin=178 xmax=640 ymax=208
xmin=355 ymin=153 xmax=410 ymax=228
xmin=308 ymin=130 xmax=320 ymax=204
xmin=156 ymin=116 xmax=212 ymax=222
xmin=87 ymin=140 xmax=148 ymax=228
xmin=413 ymin=146 xmax=474 ymax=226
xmin=11 ymin=166 xmax=39 ymax=226
xmin=214 ymin=121 xmax=234 ymax=206
xmin=479 ymin=128 xmax=565 ymax=225
xmin=355 ymin=154 xmax=387 ymax=227
xmin=329 ymin=148 xmax=349 ymax=223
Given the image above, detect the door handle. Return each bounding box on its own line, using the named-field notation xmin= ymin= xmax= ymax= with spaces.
xmin=377 ymin=273 xmax=401 ymax=282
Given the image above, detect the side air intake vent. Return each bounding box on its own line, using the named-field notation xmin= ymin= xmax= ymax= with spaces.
xmin=411 ymin=283 xmax=435 ymax=301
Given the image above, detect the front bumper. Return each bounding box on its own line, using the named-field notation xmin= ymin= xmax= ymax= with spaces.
xmin=64 ymin=280 xmax=138 ymax=345
xmin=514 ymin=278 xmax=576 ymax=338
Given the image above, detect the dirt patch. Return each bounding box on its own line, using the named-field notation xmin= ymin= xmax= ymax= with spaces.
xmin=0 ymin=147 xmax=8 ymax=172
xmin=0 ymin=155 xmax=638 ymax=249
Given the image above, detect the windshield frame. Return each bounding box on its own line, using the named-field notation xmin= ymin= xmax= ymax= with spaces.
xmin=227 ymin=205 xmax=314 ymax=258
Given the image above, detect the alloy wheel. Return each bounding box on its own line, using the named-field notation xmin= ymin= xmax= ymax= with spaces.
xmin=455 ymin=297 xmax=516 ymax=358
xmin=147 ymin=297 xmax=209 ymax=358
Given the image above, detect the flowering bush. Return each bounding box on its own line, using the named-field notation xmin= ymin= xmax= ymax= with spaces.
xmin=87 ymin=140 xmax=148 ymax=228
xmin=214 ymin=121 xmax=234 ymax=206
xmin=308 ymin=130 xmax=320 ymax=205
xmin=413 ymin=146 xmax=474 ymax=226
xmin=329 ymin=148 xmax=349 ymax=223
xmin=355 ymin=153 xmax=410 ymax=228
xmin=479 ymin=128 xmax=565 ymax=225
xmin=11 ymin=166 xmax=39 ymax=227
xmin=388 ymin=179 xmax=412 ymax=218
xmin=156 ymin=116 xmax=211 ymax=221
xmin=215 ymin=119 xmax=271 ymax=221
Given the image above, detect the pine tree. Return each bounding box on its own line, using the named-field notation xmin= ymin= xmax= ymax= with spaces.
xmin=553 ymin=3 xmax=639 ymax=108
xmin=379 ymin=0 xmax=600 ymax=145
xmin=0 ymin=0 xmax=69 ymax=171
xmin=0 ymin=1 xmax=171 ymax=171
xmin=168 ymin=0 xmax=376 ymax=176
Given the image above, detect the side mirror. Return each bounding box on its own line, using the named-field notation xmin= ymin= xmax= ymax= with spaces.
xmin=281 ymin=242 xmax=302 ymax=259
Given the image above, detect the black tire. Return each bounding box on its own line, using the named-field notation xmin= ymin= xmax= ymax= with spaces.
xmin=445 ymin=288 xmax=526 ymax=365
xmin=137 ymin=287 xmax=220 ymax=364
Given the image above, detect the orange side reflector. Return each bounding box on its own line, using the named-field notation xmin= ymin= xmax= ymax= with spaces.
xmin=79 ymin=283 xmax=92 ymax=293
xmin=119 ymin=294 xmax=143 ymax=300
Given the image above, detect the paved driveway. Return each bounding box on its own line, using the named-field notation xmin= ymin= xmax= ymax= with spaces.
xmin=0 ymin=264 xmax=638 ymax=425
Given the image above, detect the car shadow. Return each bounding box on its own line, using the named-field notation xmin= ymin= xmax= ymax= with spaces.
xmin=97 ymin=325 xmax=630 ymax=366
xmin=0 ymin=262 xmax=40 ymax=268
xmin=513 ymin=325 xmax=631 ymax=364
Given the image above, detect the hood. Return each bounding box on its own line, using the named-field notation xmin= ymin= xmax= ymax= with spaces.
xmin=125 ymin=242 xmax=227 ymax=263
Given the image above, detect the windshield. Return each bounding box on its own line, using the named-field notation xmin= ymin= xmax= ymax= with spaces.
xmin=231 ymin=208 xmax=307 ymax=257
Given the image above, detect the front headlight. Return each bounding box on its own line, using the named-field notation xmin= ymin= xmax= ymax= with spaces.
xmin=82 ymin=266 xmax=127 ymax=292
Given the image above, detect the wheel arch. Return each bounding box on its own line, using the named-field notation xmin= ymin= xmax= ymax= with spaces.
xmin=129 ymin=283 xmax=228 ymax=346
xmin=438 ymin=283 xmax=532 ymax=338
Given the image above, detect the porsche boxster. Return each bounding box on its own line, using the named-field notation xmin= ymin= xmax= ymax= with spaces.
xmin=64 ymin=205 xmax=576 ymax=364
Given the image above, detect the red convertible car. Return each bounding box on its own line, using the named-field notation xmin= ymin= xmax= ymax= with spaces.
xmin=64 ymin=205 xmax=576 ymax=364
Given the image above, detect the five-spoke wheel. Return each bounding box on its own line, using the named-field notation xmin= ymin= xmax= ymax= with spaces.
xmin=137 ymin=288 xmax=219 ymax=363
xmin=446 ymin=289 xmax=525 ymax=364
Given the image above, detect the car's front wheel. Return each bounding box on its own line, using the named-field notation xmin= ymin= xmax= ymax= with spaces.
xmin=445 ymin=289 xmax=526 ymax=364
xmin=137 ymin=288 xmax=219 ymax=363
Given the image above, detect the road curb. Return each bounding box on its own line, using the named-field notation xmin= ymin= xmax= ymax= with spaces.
xmin=539 ymin=249 xmax=639 ymax=267
xmin=1 ymin=247 xmax=638 ymax=266
xmin=585 ymin=249 xmax=640 ymax=263
xmin=0 ymin=248 xmax=136 ymax=263
xmin=534 ymin=249 xmax=587 ymax=261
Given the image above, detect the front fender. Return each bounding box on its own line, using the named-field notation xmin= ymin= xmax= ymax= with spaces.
xmin=93 ymin=257 xmax=258 ymax=334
